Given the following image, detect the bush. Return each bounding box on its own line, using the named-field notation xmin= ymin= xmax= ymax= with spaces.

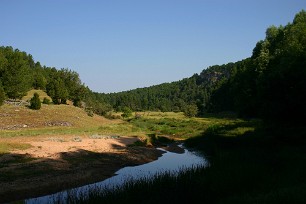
xmin=121 ymin=107 xmax=132 ymax=118
xmin=30 ymin=92 xmax=41 ymax=110
xmin=184 ymin=104 xmax=198 ymax=117
xmin=73 ymin=98 xmax=81 ymax=107
xmin=42 ymin=97 xmax=50 ymax=104
xmin=0 ymin=85 xmax=5 ymax=106
xmin=85 ymin=107 xmax=94 ymax=117
xmin=85 ymin=99 xmax=112 ymax=116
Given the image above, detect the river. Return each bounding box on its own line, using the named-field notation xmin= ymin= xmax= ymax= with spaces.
xmin=26 ymin=144 xmax=207 ymax=204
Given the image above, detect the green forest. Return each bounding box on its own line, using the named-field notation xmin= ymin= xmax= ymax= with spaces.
xmin=0 ymin=46 xmax=112 ymax=114
xmin=99 ymin=10 xmax=306 ymax=128
xmin=1 ymin=10 xmax=306 ymax=128
xmin=91 ymin=10 xmax=305 ymax=129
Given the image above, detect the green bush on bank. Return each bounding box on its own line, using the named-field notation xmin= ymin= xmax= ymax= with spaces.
xmin=29 ymin=93 xmax=41 ymax=110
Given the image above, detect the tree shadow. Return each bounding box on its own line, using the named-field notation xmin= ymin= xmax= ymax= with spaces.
xmin=201 ymin=111 xmax=238 ymax=119
xmin=0 ymin=138 xmax=163 ymax=203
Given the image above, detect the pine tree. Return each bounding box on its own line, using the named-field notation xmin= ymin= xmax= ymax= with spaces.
xmin=1 ymin=48 xmax=33 ymax=99
xmin=46 ymin=79 xmax=68 ymax=104
xmin=30 ymin=93 xmax=41 ymax=110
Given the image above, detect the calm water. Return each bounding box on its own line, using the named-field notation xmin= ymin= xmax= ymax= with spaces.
xmin=26 ymin=145 xmax=207 ymax=204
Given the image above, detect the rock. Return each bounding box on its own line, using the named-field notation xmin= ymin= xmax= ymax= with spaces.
xmin=44 ymin=121 xmax=72 ymax=127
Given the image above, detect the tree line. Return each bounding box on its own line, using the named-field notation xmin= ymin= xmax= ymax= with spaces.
xmin=0 ymin=46 xmax=111 ymax=115
xmin=0 ymin=46 xmax=84 ymax=102
xmin=94 ymin=63 xmax=238 ymax=115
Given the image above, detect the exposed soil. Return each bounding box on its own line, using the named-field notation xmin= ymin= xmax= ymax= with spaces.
xmin=0 ymin=135 xmax=163 ymax=203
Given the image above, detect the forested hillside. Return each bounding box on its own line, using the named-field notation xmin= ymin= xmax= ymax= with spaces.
xmin=210 ymin=10 xmax=306 ymax=126
xmin=95 ymin=60 xmax=247 ymax=115
xmin=0 ymin=46 xmax=86 ymax=103
xmin=0 ymin=46 xmax=112 ymax=114
xmin=96 ymin=10 xmax=306 ymax=127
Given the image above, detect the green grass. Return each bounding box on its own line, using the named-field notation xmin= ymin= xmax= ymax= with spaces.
xmin=55 ymin=165 xmax=207 ymax=204
xmin=97 ymin=123 xmax=142 ymax=135
xmin=129 ymin=117 xmax=206 ymax=138
xmin=128 ymin=114 xmax=244 ymax=140
xmin=0 ymin=142 xmax=32 ymax=153
xmin=0 ymin=127 xmax=97 ymax=138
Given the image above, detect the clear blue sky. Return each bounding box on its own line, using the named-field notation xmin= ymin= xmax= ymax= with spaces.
xmin=1 ymin=0 xmax=305 ymax=93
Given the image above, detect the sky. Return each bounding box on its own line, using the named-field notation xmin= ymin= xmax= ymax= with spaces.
xmin=1 ymin=0 xmax=305 ymax=93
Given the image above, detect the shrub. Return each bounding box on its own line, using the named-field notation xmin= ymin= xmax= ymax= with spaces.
xmin=61 ymin=98 xmax=67 ymax=104
xmin=30 ymin=92 xmax=41 ymax=110
xmin=121 ymin=107 xmax=132 ymax=118
xmin=85 ymin=107 xmax=94 ymax=117
xmin=85 ymin=100 xmax=112 ymax=116
xmin=184 ymin=104 xmax=198 ymax=117
xmin=42 ymin=97 xmax=50 ymax=104
xmin=73 ymin=98 xmax=81 ymax=107
xmin=0 ymin=85 xmax=5 ymax=106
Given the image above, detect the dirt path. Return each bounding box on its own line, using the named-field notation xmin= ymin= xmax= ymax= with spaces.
xmin=0 ymin=135 xmax=163 ymax=203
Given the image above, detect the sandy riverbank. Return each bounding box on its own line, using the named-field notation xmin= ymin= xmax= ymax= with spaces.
xmin=0 ymin=135 xmax=163 ymax=203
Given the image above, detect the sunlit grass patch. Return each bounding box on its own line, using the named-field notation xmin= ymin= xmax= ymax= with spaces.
xmin=141 ymin=111 xmax=186 ymax=119
xmin=0 ymin=127 xmax=101 ymax=138
xmin=98 ymin=123 xmax=143 ymax=136
xmin=0 ymin=142 xmax=32 ymax=153
xmin=129 ymin=117 xmax=206 ymax=138
xmin=22 ymin=89 xmax=52 ymax=102
xmin=225 ymin=127 xmax=255 ymax=137
xmin=0 ymin=102 xmax=117 ymax=137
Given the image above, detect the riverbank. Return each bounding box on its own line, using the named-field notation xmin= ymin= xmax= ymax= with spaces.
xmin=0 ymin=135 xmax=163 ymax=203
xmin=56 ymin=120 xmax=306 ymax=203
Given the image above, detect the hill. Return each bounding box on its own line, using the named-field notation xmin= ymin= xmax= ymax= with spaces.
xmin=0 ymin=102 xmax=115 ymax=132
xmin=95 ymin=10 xmax=306 ymax=127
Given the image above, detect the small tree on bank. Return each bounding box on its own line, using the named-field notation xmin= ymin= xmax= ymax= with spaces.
xmin=184 ymin=104 xmax=198 ymax=117
xmin=30 ymin=92 xmax=41 ymax=110
xmin=42 ymin=97 xmax=51 ymax=104
xmin=121 ymin=106 xmax=132 ymax=118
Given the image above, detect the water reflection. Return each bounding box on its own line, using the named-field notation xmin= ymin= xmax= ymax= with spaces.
xmin=26 ymin=145 xmax=207 ymax=204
